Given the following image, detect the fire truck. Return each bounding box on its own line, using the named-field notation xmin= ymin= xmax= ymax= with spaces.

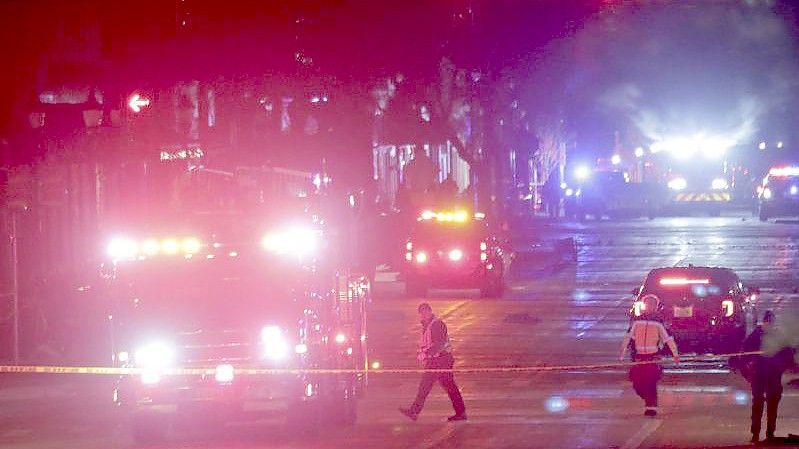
xmin=648 ymin=137 xmax=734 ymax=216
xmin=99 ymin=162 xmax=370 ymax=442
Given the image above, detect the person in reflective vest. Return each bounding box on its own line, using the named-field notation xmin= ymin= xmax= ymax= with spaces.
xmin=400 ymin=302 xmax=467 ymax=422
xmin=620 ymin=294 xmax=680 ymax=417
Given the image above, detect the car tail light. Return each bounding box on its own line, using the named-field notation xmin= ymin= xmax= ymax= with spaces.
xmin=722 ymin=300 xmax=734 ymax=317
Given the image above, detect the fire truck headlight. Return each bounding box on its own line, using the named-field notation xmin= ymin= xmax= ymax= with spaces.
xmin=215 ymin=364 xmax=235 ymax=383
xmin=107 ymin=237 xmax=138 ymax=260
xmin=574 ymin=165 xmax=591 ymax=181
xmin=262 ymin=228 xmax=320 ymax=256
xmin=134 ymin=342 xmax=175 ymax=368
xmin=448 ymin=249 xmax=464 ymax=261
xmin=711 ymin=178 xmax=729 ymax=190
xmin=668 ymin=178 xmax=687 ymax=191
xmin=261 ymin=326 xmax=289 ymax=360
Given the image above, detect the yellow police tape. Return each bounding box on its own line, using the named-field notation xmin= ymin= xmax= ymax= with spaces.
xmin=0 ymin=351 xmax=762 ymax=376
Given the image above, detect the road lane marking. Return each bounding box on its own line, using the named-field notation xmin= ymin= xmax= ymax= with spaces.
xmin=418 ymin=423 xmax=459 ymax=449
xmin=620 ymin=418 xmax=661 ymax=449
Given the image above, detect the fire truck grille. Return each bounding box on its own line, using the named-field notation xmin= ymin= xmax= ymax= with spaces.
xmin=175 ymin=329 xmax=255 ymax=367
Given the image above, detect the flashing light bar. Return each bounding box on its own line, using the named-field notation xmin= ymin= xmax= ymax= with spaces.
xmin=108 ymin=236 xmax=204 ymax=260
xmin=418 ymin=210 xmax=484 ymax=222
xmin=769 ymin=167 xmax=799 ymax=177
xmin=668 ymin=178 xmax=687 ymax=191
xmin=659 ymin=278 xmax=710 ymax=286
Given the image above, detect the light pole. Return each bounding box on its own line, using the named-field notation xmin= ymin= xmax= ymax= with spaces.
xmin=10 ymin=210 xmax=19 ymax=364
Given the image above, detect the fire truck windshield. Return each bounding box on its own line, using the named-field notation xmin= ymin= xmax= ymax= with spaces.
xmin=114 ymin=254 xmax=304 ymax=330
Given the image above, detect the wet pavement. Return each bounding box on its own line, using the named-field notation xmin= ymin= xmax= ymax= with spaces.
xmin=2 ymin=213 xmax=798 ymax=448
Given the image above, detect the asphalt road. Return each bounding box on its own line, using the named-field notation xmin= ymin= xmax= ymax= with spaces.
xmin=2 ymin=213 xmax=799 ymax=449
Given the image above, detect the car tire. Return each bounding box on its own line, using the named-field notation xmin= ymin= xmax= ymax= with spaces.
xmin=132 ymin=411 xmax=168 ymax=444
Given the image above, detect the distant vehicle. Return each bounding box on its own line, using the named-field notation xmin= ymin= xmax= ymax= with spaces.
xmin=102 ymin=167 xmax=369 ymax=443
xmin=629 ymin=266 xmax=758 ymax=354
xmin=403 ymin=210 xmax=509 ymax=298
xmin=758 ymin=166 xmax=799 ymax=221
xmin=661 ymin=171 xmax=731 ymax=217
xmin=564 ymin=169 xmax=663 ymax=220
xmin=647 ymin=138 xmax=734 ymax=216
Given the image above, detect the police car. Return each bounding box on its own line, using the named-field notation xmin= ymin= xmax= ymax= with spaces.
xmin=403 ymin=210 xmax=508 ymax=298
xmin=629 ymin=266 xmax=758 ymax=354
xmin=758 ymin=166 xmax=799 ymax=221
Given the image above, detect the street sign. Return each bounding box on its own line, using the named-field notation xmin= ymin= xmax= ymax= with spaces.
xmin=128 ymin=93 xmax=150 ymax=113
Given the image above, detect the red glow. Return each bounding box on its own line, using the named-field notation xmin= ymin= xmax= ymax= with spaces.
xmin=659 ymin=278 xmax=710 ymax=286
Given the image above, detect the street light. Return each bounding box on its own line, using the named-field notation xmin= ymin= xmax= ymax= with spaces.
xmin=777 ymin=141 xmax=784 ymax=149
xmin=634 ymin=147 xmax=645 ymax=158
xmin=611 ymin=154 xmax=622 ymax=165
xmin=759 ymin=141 xmax=767 ymax=151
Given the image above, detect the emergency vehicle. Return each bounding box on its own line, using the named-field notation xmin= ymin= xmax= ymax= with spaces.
xmin=758 ymin=166 xmax=799 ymax=221
xmin=649 ymin=138 xmax=734 ymax=216
xmin=102 ymin=166 xmax=370 ymax=443
xmin=563 ymin=168 xmax=664 ymax=220
xmin=403 ymin=210 xmax=509 ymax=298
xmin=629 ymin=266 xmax=758 ymax=354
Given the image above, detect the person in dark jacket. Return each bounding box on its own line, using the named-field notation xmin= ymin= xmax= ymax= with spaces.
xmin=400 ymin=303 xmax=467 ymax=422
xmin=742 ymin=310 xmax=795 ymax=443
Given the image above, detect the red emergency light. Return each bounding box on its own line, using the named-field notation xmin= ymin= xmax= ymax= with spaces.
xmin=659 ymin=278 xmax=710 ymax=286
xmin=768 ymin=167 xmax=799 ymax=177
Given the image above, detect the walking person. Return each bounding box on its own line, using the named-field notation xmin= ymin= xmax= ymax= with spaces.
xmin=620 ymin=294 xmax=680 ymax=417
xmin=742 ymin=310 xmax=795 ymax=444
xmin=400 ymin=303 xmax=467 ymax=422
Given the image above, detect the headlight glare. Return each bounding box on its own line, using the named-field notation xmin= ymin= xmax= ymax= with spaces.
xmin=134 ymin=342 xmax=175 ymax=368
xmin=261 ymin=326 xmax=290 ymax=360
